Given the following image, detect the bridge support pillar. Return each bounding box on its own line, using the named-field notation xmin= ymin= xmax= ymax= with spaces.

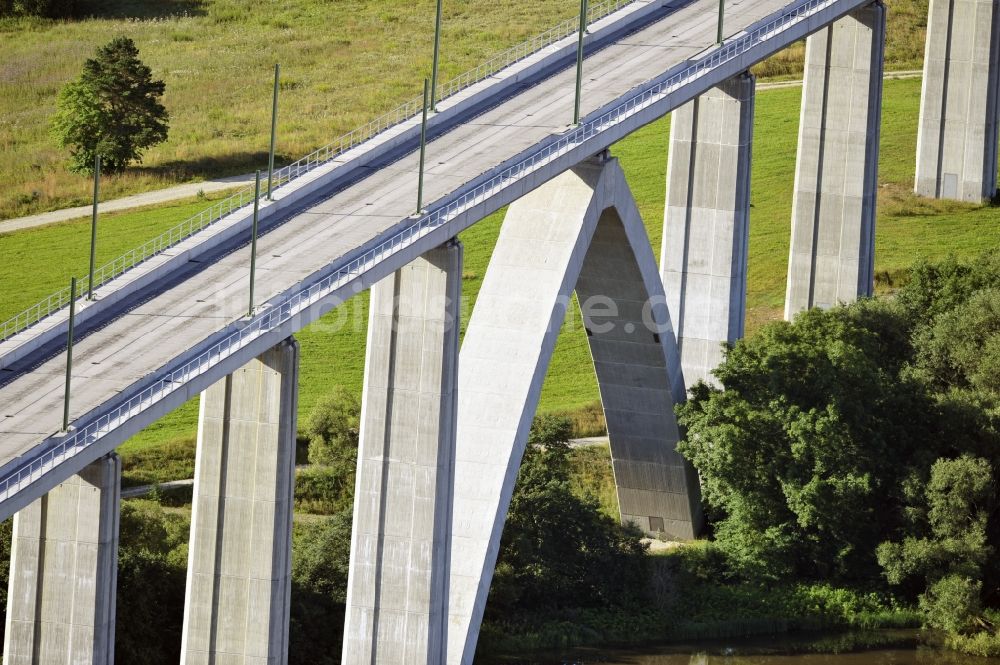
xmin=181 ymin=338 xmax=298 ymax=665
xmin=785 ymin=3 xmax=885 ymax=319
xmin=343 ymin=241 xmax=461 ymax=665
xmin=662 ymin=72 xmax=754 ymax=387
xmin=448 ymin=157 xmax=698 ymax=665
xmin=3 ymin=454 xmax=121 ymax=665
xmin=915 ymin=0 xmax=1000 ymax=202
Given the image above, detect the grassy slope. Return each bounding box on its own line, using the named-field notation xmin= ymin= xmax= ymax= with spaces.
xmin=0 ymin=0 xmax=578 ymax=220
xmin=4 ymin=76 xmax=998 ymax=484
xmin=0 ymin=0 xmax=926 ymax=220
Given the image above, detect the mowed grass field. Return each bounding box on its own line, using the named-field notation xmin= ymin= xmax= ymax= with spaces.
xmin=0 ymin=0 xmax=928 ymax=220
xmin=4 ymin=74 xmax=1000 ymax=484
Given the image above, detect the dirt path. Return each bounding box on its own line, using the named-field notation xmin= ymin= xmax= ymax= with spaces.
xmin=0 ymin=173 xmax=254 ymax=235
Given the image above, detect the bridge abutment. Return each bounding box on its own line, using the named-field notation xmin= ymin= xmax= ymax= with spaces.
xmin=915 ymin=0 xmax=1000 ymax=202
xmin=342 ymin=241 xmax=461 ymax=665
xmin=3 ymin=454 xmax=121 ymax=665
xmin=785 ymin=2 xmax=885 ymax=318
xmin=662 ymin=72 xmax=754 ymax=387
xmin=180 ymin=338 xmax=298 ymax=665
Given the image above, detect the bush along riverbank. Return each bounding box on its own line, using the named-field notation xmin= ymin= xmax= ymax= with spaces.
xmin=482 ymin=252 xmax=1000 ymax=661
xmin=479 ymin=541 xmax=922 ymax=657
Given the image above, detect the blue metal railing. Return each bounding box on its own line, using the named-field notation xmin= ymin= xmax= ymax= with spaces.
xmin=0 ymin=0 xmax=642 ymax=344
xmin=0 ymin=0 xmax=852 ymax=504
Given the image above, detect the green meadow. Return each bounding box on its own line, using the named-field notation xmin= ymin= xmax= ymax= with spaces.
xmin=4 ymin=75 xmax=1000 ymax=484
xmin=1 ymin=0 xmax=926 ymax=220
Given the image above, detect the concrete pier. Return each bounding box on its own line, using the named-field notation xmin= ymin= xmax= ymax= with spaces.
xmin=915 ymin=0 xmax=1000 ymax=202
xmin=181 ymin=338 xmax=298 ymax=665
xmin=662 ymin=73 xmax=754 ymax=387
xmin=3 ymin=455 xmax=121 ymax=665
xmin=448 ymin=157 xmax=699 ymax=665
xmin=343 ymin=242 xmax=462 ymax=665
xmin=577 ymin=210 xmax=703 ymax=540
xmin=785 ymin=3 xmax=885 ymax=318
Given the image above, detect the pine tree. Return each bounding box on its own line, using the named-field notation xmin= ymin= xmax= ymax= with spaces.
xmin=52 ymin=37 xmax=169 ymax=174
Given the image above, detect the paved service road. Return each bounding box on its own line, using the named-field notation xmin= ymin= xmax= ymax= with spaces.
xmin=0 ymin=174 xmax=254 ymax=235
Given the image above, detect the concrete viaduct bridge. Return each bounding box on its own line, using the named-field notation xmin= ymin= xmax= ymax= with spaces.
xmin=0 ymin=0 xmax=996 ymax=662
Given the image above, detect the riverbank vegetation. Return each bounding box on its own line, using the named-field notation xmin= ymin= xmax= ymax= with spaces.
xmin=481 ymin=252 xmax=1000 ymax=659
xmin=674 ymin=253 xmax=1000 ymax=657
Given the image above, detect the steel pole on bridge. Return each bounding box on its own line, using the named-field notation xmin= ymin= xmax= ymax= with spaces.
xmin=431 ymin=0 xmax=443 ymax=110
xmin=574 ymin=0 xmax=588 ymax=124
xmin=87 ymin=155 xmax=100 ymax=300
xmin=62 ymin=277 xmax=77 ymax=432
xmin=418 ymin=78 xmax=430 ymax=212
xmin=267 ymin=64 xmax=280 ymax=200
xmin=249 ymin=170 xmax=261 ymax=317
xmin=717 ymin=0 xmax=725 ymax=44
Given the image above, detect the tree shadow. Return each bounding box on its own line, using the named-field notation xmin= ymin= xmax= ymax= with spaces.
xmin=76 ymin=0 xmax=206 ymax=20
xmin=134 ymin=151 xmax=297 ymax=182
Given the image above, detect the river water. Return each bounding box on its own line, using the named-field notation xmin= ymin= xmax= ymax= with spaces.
xmin=491 ymin=631 xmax=1000 ymax=665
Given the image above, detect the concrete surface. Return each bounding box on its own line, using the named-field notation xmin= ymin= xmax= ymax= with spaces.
xmin=449 ymin=157 xmax=698 ymax=665
xmin=579 ymin=206 xmax=704 ymax=540
xmin=343 ymin=242 xmax=461 ymax=665
xmin=0 ymin=0 xmax=824 ymax=522
xmin=0 ymin=0 xmax=668 ymax=373
xmin=3 ymin=454 xmax=120 ymax=665
xmin=180 ymin=338 xmax=298 ymax=665
xmin=785 ymin=3 xmax=885 ymax=319
xmin=662 ymin=72 xmax=754 ymax=388
xmin=0 ymin=174 xmax=254 ymax=235
xmin=914 ymin=0 xmax=1000 ymax=202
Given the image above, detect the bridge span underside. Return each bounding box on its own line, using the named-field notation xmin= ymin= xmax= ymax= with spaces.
xmin=1 ymin=0 xmax=999 ymax=662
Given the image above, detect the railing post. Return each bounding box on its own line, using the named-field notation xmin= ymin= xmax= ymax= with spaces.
xmin=62 ymin=277 xmax=77 ymax=432
xmin=418 ymin=78 xmax=430 ymax=213
xmin=717 ymin=0 xmax=725 ymax=44
xmin=268 ymin=64 xmax=280 ymax=200
xmin=87 ymin=155 xmax=100 ymax=300
xmin=249 ymin=170 xmax=261 ymax=318
xmin=431 ymin=0 xmax=443 ymax=111
xmin=574 ymin=0 xmax=588 ymax=124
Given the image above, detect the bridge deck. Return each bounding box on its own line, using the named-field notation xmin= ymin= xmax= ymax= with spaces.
xmin=1 ymin=0 xmax=793 ymax=500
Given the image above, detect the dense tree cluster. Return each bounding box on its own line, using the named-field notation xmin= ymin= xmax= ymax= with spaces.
xmin=677 ymin=253 xmax=1000 ymax=653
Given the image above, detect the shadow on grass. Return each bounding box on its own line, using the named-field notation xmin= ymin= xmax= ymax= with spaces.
xmin=134 ymin=150 xmax=297 ymax=182
xmin=77 ymin=0 xmax=206 ymax=19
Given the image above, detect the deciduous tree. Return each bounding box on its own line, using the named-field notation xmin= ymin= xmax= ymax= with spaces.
xmin=52 ymin=36 xmax=168 ymax=174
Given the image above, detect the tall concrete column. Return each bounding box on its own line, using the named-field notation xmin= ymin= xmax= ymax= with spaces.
xmin=181 ymin=338 xmax=298 ymax=665
xmin=662 ymin=72 xmax=754 ymax=387
xmin=449 ymin=157 xmax=698 ymax=665
xmin=915 ymin=0 xmax=1000 ymax=202
xmin=3 ymin=454 xmax=121 ymax=665
xmin=343 ymin=241 xmax=461 ymax=665
xmin=785 ymin=3 xmax=885 ymax=319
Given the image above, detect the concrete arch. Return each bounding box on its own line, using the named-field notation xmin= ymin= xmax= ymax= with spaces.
xmin=447 ymin=156 xmax=701 ymax=665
